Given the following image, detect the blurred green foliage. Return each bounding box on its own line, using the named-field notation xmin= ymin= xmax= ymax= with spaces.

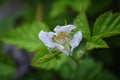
xmin=0 ymin=51 xmax=15 ymax=79
xmin=0 ymin=0 xmax=120 ymax=80
xmin=59 ymin=58 xmax=118 ymax=80
xmin=1 ymin=22 xmax=49 ymax=51
xmin=50 ymin=0 xmax=91 ymax=18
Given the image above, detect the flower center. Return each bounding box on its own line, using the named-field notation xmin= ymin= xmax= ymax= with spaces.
xmin=52 ymin=31 xmax=69 ymax=44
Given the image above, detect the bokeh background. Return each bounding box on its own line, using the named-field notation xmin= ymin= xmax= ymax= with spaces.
xmin=0 ymin=0 xmax=120 ymax=80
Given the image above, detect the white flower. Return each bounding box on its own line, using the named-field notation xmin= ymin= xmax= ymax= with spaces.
xmin=39 ymin=25 xmax=82 ymax=56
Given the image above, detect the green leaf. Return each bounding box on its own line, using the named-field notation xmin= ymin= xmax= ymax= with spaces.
xmin=86 ymin=36 xmax=109 ymax=50
xmin=50 ymin=0 xmax=91 ymax=18
xmin=0 ymin=63 xmax=15 ymax=76
xmin=93 ymin=11 xmax=120 ymax=38
xmin=59 ymin=58 xmax=118 ymax=80
xmin=0 ymin=53 xmax=15 ymax=77
xmin=70 ymin=0 xmax=91 ymax=12
xmin=50 ymin=0 xmax=68 ymax=18
xmin=74 ymin=10 xmax=91 ymax=40
xmin=32 ymin=53 xmax=67 ymax=70
xmin=75 ymin=58 xmax=118 ymax=80
xmin=58 ymin=57 xmax=77 ymax=79
xmin=0 ymin=22 xmax=49 ymax=52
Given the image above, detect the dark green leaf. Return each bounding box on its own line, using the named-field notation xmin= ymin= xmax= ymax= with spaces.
xmin=0 ymin=63 xmax=15 ymax=76
xmin=70 ymin=0 xmax=91 ymax=12
xmin=50 ymin=0 xmax=91 ymax=18
xmin=50 ymin=0 xmax=68 ymax=18
xmin=93 ymin=11 xmax=120 ymax=38
xmin=59 ymin=58 xmax=118 ymax=80
xmin=86 ymin=36 xmax=109 ymax=50
xmin=87 ymin=0 xmax=112 ymax=15
xmin=74 ymin=10 xmax=91 ymax=39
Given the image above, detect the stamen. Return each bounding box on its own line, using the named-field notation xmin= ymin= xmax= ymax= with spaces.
xmin=52 ymin=31 xmax=69 ymax=44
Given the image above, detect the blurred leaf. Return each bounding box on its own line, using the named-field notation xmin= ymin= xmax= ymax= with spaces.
xmin=74 ymin=58 xmax=117 ymax=80
xmin=59 ymin=57 xmax=77 ymax=79
xmin=32 ymin=50 xmax=49 ymax=65
xmin=0 ymin=53 xmax=15 ymax=77
xmin=33 ymin=53 xmax=67 ymax=70
xmin=87 ymin=0 xmax=112 ymax=15
xmin=86 ymin=36 xmax=109 ymax=50
xmin=74 ymin=10 xmax=91 ymax=40
xmin=0 ymin=63 xmax=15 ymax=76
xmin=0 ymin=53 xmax=15 ymax=80
xmin=0 ymin=0 xmax=7 ymax=5
xmin=70 ymin=0 xmax=91 ymax=12
xmin=0 ymin=2 xmax=31 ymax=35
xmin=50 ymin=0 xmax=68 ymax=18
xmin=0 ymin=22 xmax=49 ymax=52
xmin=93 ymin=11 xmax=120 ymax=38
xmin=50 ymin=0 xmax=91 ymax=18
xmin=59 ymin=58 xmax=118 ymax=80
xmin=74 ymin=58 xmax=102 ymax=80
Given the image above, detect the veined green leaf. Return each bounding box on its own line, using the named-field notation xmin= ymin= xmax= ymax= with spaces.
xmin=32 ymin=53 xmax=67 ymax=70
xmin=93 ymin=11 xmax=120 ymax=38
xmin=74 ymin=10 xmax=91 ymax=40
xmin=86 ymin=36 xmax=109 ymax=50
xmin=0 ymin=22 xmax=49 ymax=52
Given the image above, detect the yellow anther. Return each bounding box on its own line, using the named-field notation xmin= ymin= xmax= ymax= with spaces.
xmin=52 ymin=31 xmax=69 ymax=44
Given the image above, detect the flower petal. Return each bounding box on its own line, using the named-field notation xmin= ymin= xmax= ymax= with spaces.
xmin=54 ymin=25 xmax=75 ymax=33
xmin=47 ymin=32 xmax=56 ymax=41
xmin=55 ymin=44 xmax=70 ymax=56
xmin=39 ymin=30 xmax=70 ymax=55
xmin=39 ymin=31 xmax=56 ymax=48
xmin=69 ymin=31 xmax=82 ymax=52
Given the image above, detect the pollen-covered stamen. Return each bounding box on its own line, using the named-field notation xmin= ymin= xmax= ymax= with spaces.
xmin=52 ymin=31 xmax=69 ymax=44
